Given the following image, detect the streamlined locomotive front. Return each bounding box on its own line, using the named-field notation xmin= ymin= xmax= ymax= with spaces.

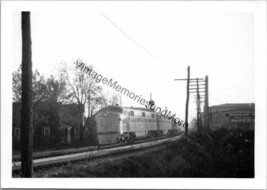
xmin=95 ymin=106 xmax=123 ymax=145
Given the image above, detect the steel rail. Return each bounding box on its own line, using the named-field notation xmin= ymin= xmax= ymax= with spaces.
xmin=12 ymin=134 xmax=183 ymax=171
xmin=12 ymin=135 xmax=172 ymax=162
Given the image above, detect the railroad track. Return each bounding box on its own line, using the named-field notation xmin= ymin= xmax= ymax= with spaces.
xmin=12 ymin=133 xmax=182 ymax=162
xmin=12 ymin=134 xmax=183 ymax=171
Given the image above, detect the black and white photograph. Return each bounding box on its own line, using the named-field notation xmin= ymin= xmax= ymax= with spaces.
xmin=1 ymin=0 xmax=266 ymax=189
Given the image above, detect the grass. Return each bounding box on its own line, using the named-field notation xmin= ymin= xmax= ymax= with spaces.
xmin=49 ymin=128 xmax=254 ymax=177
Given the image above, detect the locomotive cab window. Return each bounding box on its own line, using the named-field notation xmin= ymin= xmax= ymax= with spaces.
xmin=151 ymin=114 xmax=155 ymax=118
xmin=142 ymin=112 xmax=145 ymax=117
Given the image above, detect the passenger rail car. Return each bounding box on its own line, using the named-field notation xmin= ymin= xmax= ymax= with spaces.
xmin=94 ymin=106 xmax=183 ymax=145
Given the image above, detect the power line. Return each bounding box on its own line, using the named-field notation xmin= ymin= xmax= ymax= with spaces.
xmin=101 ymin=12 xmax=187 ymax=70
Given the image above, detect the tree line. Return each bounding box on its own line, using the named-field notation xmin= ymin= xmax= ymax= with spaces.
xmin=13 ymin=61 xmax=120 ymax=143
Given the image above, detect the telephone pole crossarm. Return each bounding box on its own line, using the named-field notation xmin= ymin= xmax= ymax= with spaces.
xmin=174 ymin=67 xmax=210 ymax=134
xmin=175 ymin=78 xmax=204 ymax=81
xmin=189 ymin=88 xmax=206 ymax=90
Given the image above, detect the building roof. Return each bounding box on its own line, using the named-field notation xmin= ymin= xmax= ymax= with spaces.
xmin=209 ymin=103 xmax=255 ymax=113
xmin=123 ymin=106 xmax=154 ymax=112
xmin=211 ymin=103 xmax=254 ymax=108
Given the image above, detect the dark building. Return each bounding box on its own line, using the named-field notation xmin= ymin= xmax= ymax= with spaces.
xmin=209 ymin=103 xmax=255 ymax=131
xmin=12 ymin=102 xmax=81 ymax=149
xmin=59 ymin=104 xmax=81 ymax=144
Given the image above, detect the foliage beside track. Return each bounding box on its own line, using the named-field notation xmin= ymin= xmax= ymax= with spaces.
xmin=50 ymin=129 xmax=254 ymax=177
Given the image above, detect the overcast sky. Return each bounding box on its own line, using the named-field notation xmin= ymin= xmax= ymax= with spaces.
xmin=12 ymin=1 xmax=255 ymax=121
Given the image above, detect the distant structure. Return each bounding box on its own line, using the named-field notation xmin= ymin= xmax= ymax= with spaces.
xmin=13 ymin=102 xmax=81 ymax=148
xmin=208 ymin=103 xmax=255 ymax=131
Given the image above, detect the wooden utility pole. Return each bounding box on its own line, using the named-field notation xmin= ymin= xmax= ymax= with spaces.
xmin=190 ymin=77 xmax=208 ymax=130
xmin=193 ymin=76 xmax=209 ymax=130
xmin=174 ymin=66 xmax=190 ymax=135
xmin=20 ymin=12 xmax=33 ymax=177
xmin=185 ymin=66 xmax=190 ymax=135
xmin=176 ymin=73 xmax=209 ymax=131
xmin=174 ymin=67 xmax=211 ymax=134
xmin=204 ymin=75 xmax=209 ymax=130
xmin=190 ymin=78 xmax=204 ymax=131
xmin=196 ymin=78 xmax=202 ymax=131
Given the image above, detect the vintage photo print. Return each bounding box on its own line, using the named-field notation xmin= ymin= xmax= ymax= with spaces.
xmin=1 ymin=0 xmax=266 ymax=189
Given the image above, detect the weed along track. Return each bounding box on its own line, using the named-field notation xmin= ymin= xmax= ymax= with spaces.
xmin=12 ymin=135 xmax=183 ymax=175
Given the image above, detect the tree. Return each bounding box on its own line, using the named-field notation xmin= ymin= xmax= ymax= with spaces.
xmin=12 ymin=65 xmax=22 ymax=102
xmin=96 ymin=90 xmax=120 ymax=108
xmin=20 ymin=12 xmax=33 ymax=177
xmin=109 ymin=92 xmax=120 ymax=106
xmin=13 ymin=68 xmax=67 ymax=148
xmin=98 ymin=89 xmax=109 ymax=108
xmin=86 ymin=80 xmax=103 ymax=117
xmin=59 ymin=60 xmax=102 ymax=142
xmin=46 ymin=74 xmax=67 ymax=103
xmin=13 ymin=68 xmax=66 ymax=104
xmin=13 ymin=68 xmax=47 ymax=105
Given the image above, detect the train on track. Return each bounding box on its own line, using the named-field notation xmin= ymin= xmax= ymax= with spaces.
xmin=94 ymin=106 xmax=183 ymax=145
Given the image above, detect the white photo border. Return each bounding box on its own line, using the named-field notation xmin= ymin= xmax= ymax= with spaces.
xmin=1 ymin=1 xmax=266 ymax=189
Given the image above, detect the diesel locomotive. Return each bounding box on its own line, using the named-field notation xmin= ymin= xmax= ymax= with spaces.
xmin=94 ymin=105 xmax=183 ymax=145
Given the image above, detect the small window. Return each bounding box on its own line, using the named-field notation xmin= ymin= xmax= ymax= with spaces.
xmin=130 ymin=111 xmax=135 ymax=116
xmin=14 ymin=128 xmax=20 ymax=140
xmin=151 ymin=114 xmax=155 ymax=118
xmin=44 ymin=127 xmax=50 ymax=137
xmin=142 ymin=112 xmax=145 ymax=117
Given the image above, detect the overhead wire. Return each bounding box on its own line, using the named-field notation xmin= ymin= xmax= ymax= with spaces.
xmin=101 ymin=12 xmax=187 ymax=70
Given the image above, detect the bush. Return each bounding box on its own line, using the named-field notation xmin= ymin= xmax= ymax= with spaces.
xmin=51 ymin=129 xmax=254 ymax=177
xmin=97 ymin=129 xmax=254 ymax=177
